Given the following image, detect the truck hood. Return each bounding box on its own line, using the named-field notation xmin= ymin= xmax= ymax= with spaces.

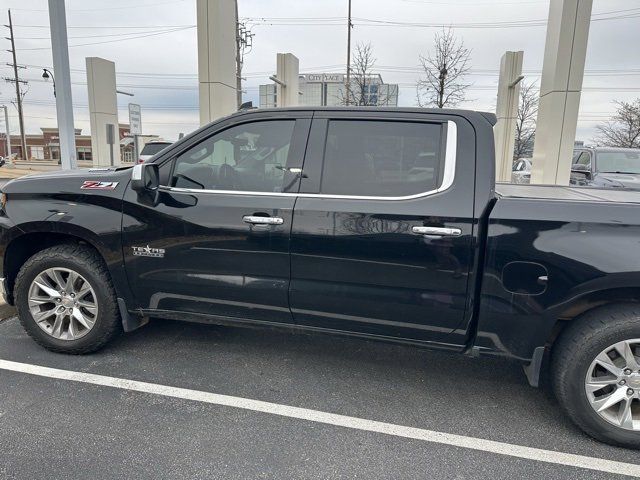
xmin=0 ymin=166 xmax=133 ymax=195
xmin=596 ymin=172 xmax=640 ymax=190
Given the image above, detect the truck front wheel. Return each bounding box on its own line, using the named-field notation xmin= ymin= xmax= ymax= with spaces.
xmin=552 ymin=303 xmax=640 ymax=448
xmin=14 ymin=244 xmax=122 ymax=354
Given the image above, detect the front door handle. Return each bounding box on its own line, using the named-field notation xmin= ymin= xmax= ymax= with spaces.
xmin=242 ymin=215 xmax=284 ymax=225
xmin=412 ymin=226 xmax=462 ymax=237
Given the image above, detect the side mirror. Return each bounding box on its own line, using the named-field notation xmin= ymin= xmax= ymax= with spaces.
xmin=131 ymin=163 xmax=159 ymax=192
xmin=571 ymin=164 xmax=592 ymax=179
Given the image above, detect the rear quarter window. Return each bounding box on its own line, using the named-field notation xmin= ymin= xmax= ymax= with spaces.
xmin=320 ymin=120 xmax=444 ymax=197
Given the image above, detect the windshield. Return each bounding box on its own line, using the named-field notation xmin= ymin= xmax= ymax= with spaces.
xmin=596 ymin=151 xmax=640 ymax=174
xmin=140 ymin=143 xmax=170 ymax=156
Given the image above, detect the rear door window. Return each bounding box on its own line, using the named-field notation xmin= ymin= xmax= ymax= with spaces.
xmin=320 ymin=120 xmax=444 ymax=197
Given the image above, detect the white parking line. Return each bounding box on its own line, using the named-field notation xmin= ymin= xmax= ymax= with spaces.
xmin=1 ymin=358 xmax=639 ymax=478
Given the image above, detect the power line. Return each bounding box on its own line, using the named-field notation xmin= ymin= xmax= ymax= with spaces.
xmin=11 ymin=6 xmax=640 ymax=31
xmin=10 ymin=0 xmax=189 ymax=13
xmin=17 ymin=27 xmax=200 ymax=40
xmin=17 ymin=26 xmax=195 ymax=51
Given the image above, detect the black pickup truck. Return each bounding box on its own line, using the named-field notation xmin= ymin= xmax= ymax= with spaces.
xmin=1 ymin=107 xmax=640 ymax=448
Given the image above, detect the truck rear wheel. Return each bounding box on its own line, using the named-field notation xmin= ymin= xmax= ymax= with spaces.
xmin=14 ymin=244 xmax=122 ymax=354
xmin=552 ymin=303 xmax=640 ymax=448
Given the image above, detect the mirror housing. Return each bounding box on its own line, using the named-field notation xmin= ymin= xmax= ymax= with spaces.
xmin=570 ymin=164 xmax=592 ymax=179
xmin=131 ymin=163 xmax=160 ymax=192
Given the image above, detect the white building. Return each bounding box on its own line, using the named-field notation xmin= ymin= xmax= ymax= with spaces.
xmin=259 ymin=73 xmax=399 ymax=108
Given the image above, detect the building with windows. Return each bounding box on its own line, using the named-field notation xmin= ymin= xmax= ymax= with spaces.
xmin=0 ymin=124 xmax=142 ymax=162
xmin=259 ymin=73 xmax=399 ymax=109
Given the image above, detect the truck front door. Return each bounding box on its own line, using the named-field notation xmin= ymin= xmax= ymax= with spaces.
xmin=290 ymin=112 xmax=478 ymax=345
xmin=122 ymin=112 xmax=310 ymax=324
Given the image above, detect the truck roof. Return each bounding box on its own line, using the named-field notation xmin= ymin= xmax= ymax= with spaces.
xmin=496 ymin=183 xmax=640 ymax=204
xmin=235 ymin=106 xmax=498 ymax=125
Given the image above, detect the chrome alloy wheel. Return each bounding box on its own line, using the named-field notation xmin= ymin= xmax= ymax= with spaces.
xmin=27 ymin=267 xmax=98 ymax=341
xmin=585 ymin=339 xmax=640 ymax=431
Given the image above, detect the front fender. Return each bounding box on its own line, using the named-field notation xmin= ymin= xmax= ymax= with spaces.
xmin=0 ymin=191 xmax=136 ymax=311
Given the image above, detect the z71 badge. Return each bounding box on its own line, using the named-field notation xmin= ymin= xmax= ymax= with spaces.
xmin=132 ymin=245 xmax=165 ymax=258
xmin=81 ymin=181 xmax=119 ymax=190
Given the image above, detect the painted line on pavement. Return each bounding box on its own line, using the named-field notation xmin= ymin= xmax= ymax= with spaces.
xmin=1 ymin=358 xmax=638 ymax=478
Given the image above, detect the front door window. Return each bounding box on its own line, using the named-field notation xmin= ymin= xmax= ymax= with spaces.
xmin=169 ymin=120 xmax=296 ymax=193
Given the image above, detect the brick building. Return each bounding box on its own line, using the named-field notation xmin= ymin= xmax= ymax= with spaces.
xmin=0 ymin=124 xmax=133 ymax=162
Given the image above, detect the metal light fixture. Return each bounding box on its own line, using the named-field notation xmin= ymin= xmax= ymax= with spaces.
xmin=42 ymin=68 xmax=56 ymax=97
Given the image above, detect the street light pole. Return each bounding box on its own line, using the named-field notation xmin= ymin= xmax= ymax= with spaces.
xmin=48 ymin=0 xmax=76 ymax=169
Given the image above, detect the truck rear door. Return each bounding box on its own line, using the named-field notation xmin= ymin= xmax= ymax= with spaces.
xmin=289 ymin=112 xmax=477 ymax=344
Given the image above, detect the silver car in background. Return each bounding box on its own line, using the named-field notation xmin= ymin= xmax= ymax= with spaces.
xmin=511 ymin=158 xmax=532 ymax=184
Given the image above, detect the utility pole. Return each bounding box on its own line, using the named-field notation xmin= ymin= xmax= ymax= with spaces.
xmin=48 ymin=0 xmax=77 ymax=169
xmin=2 ymin=105 xmax=12 ymax=166
xmin=345 ymin=0 xmax=352 ymax=106
xmin=235 ymin=2 xmax=253 ymax=109
xmin=5 ymin=10 xmax=27 ymax=161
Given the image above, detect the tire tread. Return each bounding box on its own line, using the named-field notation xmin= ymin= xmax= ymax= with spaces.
xmin=552 ymin=303 xmax=640 ymax=448
xmin=14 ymin=243 xmax=121 ymax=354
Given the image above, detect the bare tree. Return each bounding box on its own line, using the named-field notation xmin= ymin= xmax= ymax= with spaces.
xmin=416 ymin=28 xmax=472 ymax=108
xmin=340 ymin=42 xmax=391 ymax=106
xmin=513 ymin=81 xmax=538 ymax=161
xmin=594 ymin=99 xmax=640 ymax=148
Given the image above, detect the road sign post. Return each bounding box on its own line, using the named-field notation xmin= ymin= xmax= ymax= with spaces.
xmin=128 ymin=103 xmax=142 ymax=162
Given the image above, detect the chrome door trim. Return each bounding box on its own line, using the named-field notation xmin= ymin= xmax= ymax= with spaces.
xmin=242 ymin=215 xmax=285 ymax=225
xmin=158 ymin=120 xmax=458 ymax=202
xmin=412 ymin=226 xmax=462 ymax=237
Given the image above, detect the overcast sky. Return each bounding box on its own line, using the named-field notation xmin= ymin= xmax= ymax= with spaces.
xmin=0 ymin=0 xmax=638 ymax=142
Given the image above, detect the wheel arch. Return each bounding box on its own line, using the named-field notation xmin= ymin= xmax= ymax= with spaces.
xmin=526 ymin=288 xmax=640 ymax=388
xmin=4 ymin=230 xmax=103 ymax=303
xmin=3 ymin=222 xmax=131 ymax=306
xmin=550 ymin=287 xmax=640 ymax=346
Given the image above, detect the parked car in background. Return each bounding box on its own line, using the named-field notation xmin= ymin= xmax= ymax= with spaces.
xmin=511 ymin=158 xmax=532 ymax=184
xmin=571 ymin=146 xmax=640 ymax=190
xmin=137 ymin=141 xmax=172 ymax=164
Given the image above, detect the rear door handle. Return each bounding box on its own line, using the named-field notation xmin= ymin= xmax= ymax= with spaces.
xmin=242 ymin=215 xmax=284 ymax=225
xmin=412 ymin=226 xmax=462 ymax=237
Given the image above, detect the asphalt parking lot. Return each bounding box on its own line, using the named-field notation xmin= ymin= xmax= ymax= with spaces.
xmin=1 ymin=316 xmax=640 ymax=479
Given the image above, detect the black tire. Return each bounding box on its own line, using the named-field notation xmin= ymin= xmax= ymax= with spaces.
xmin=14 ymin=243 xmax=122 ymax=354
xmin=552 ymin=303 xmax=640 ymax=448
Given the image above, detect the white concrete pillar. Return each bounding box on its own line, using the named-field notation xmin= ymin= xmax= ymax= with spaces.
xmin=48 ymin=0 xmax=77 ymax=169
xmin=530 ymin=0 xmax=593 ymax=185
xmin=275 ymin=53 xmax=299 ymax=107
xmin=494 ymin=51 xmax=524 ymax=183
xmin=197 ymin=0 xmax=237 ymax=125
xmin=86 ymin=57 xmax=120 ymax=167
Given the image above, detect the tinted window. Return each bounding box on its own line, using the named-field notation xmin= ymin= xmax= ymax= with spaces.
xmin=140 ymin=142 xmax=171 ymax=156
xmin=170 ymin=121 xmax=295 ymax=192
xmin=321 ymin=120 xmax=444 ymax=197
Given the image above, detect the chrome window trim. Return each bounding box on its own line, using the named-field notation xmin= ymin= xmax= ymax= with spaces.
xmin=158 ymin=120 xmax=457 ymax=202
